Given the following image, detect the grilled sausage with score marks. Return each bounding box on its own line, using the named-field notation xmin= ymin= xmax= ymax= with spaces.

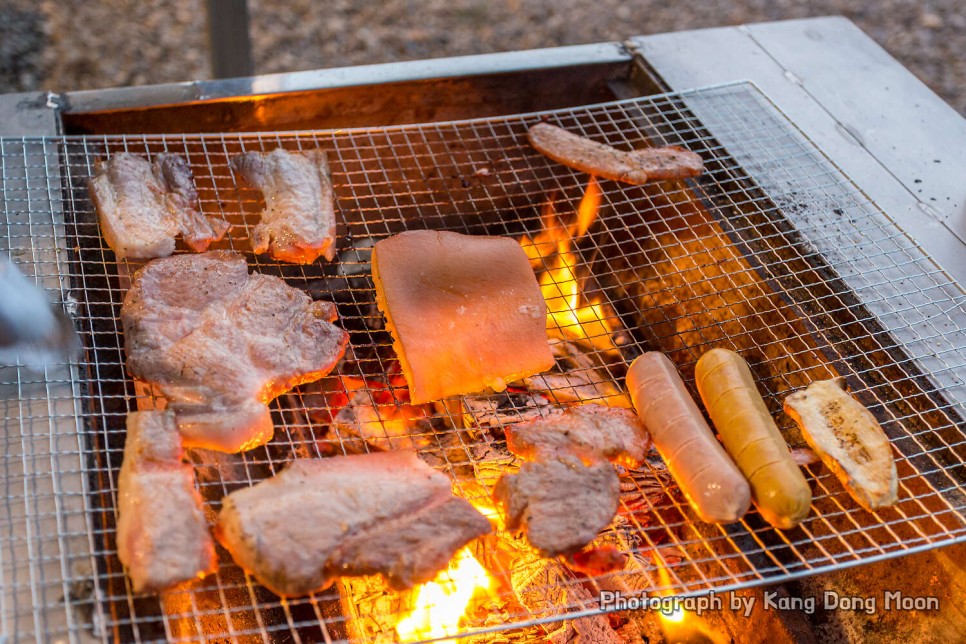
xmin=626 ymin=352 xmax=751 ymax=524
xmin=695 ymin=348 xmax=812 ymax=530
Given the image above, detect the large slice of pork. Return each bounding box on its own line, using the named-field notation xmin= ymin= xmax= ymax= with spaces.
xmin=116 ymin=410 xmax=216 ymax=593
xmin=215 ymin=451 xmax=491 ymax=597
xmin=230 ymin=148 xmax=337 ymax=264
xmin=121 ymin=251 xmax=348 ymax=453
xmin=90 ymin=152 xmax=228 ymax=259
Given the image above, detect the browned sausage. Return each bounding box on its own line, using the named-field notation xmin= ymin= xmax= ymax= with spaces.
xmin=626 ymin=352 xmax=751 ymax=524
xmin=695 ymin=349 xmax=812 ymax=530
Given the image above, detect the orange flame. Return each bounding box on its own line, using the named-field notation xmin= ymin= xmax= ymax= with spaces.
xmin=655 ymin=558 xmax=727 ymax=644
xmin=656 ymin=563 xmax=686 ymax=626
xmin=521 ymin=178 xmax=618 ymax=354
xmin=395 ymin=546 xmax=493 ymax=643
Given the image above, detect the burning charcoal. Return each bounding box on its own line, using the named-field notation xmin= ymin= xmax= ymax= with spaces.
xmin=477 ymin=528 xmax=623 ymax=643
xmin=519 ymin=338 xmax=631 ymax=407
xmin=566 ymin=545 xmax=628 ymax=577
xmin=460 ymin=391 xmax=553 ymax=428
xmin=304 ymin=238 xmax=384 ymax=329
xmin=524 ymin=371 xmax=629 ymax=407
xmin=617 ymin=454 xmax=676 ymax=518
xmin=331 ymin=390 xmax=436 ymax=452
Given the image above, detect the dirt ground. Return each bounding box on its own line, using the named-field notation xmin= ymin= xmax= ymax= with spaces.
xmin=0 ymin=1 xmax=963 ymax=115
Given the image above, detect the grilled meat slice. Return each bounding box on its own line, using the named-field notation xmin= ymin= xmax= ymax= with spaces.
xmin=327 ymin=496 xmax=490 ymax=589
xmin=215 ymin=451 xmax=491 ymax=596
xmin=116 ymin=410 xmax=216 ymax=593
xmin=230 ymin=148 xmax=337 ymax=264
xmin=505 ymin=403 xmax=651 ymax=468
xmin=495 ymin=403 xmax=650 ymax=555
xmin=527 ymin=122 xmax=703 ymax=185
xmin=784 ymin=377 xmax=897 ymax=511
xmin=494 ymin=455 xmax=620 ymax=556
xmin=372 ymin=229 xmax=554 ymax=404
xmin=122 ymin=251 xmax=348 ymax=453
xmin=153 ymin=153 xmax=230 ymax=251
xmin=89 ymin=152 xmax=228 ymax=259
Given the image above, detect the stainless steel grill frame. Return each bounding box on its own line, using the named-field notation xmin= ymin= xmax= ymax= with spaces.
xmin=0 ymin=81 xmax=964 ymax=643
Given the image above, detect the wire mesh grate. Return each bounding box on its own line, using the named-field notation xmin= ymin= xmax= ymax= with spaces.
xmin=0 ymin=81 xmax=963 ymax=643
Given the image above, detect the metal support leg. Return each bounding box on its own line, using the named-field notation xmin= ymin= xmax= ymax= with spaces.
xmin=205 ymin=0 xmax=253 ymax=79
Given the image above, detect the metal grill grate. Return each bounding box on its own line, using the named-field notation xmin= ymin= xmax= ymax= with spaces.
xmin=0 ymin=81 xmax=964 ymax=643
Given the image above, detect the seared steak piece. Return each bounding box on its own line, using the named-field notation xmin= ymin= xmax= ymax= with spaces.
xmin=215 ymin=451 xmax=491 ymax=597
xmin=90 ymin=152 xmax=228 ymax=259
xmin=122 ymin=251 xmax=348 ymax=453
xmin=116 ymin=410 xmax=216 ymax=593
xmin=505 ymin=403 xmax=651 ymax=468
xmin=495 ymin=403 xmax=651 ymax=556
xmin=230 ymin=148 xmax=337 ymax=264
xmin=528 ymin=122 xmax=704 ymax=185
xmin=494 ymin=455 xmax=619 ymax=556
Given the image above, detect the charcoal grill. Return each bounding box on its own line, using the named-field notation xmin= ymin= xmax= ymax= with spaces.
xmin=0 ymin=16 xmax=963 ymax=644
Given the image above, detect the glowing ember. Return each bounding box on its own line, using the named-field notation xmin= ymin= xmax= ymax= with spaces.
xmin=521 ymin=178 xmax=619 ymax=355
xmin=470 ymin=498 xmax=502 ymax=525
xmin=395 ymin=546 xmax=493 ymax=643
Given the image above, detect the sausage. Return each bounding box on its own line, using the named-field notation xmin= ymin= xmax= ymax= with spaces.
xmin=695 ymin=349 xmax=812 ymax=530
xmin=626 ymin=352 xmax=751 ymax=524
xmin=527 ymin=122 xmax=704 ymax=185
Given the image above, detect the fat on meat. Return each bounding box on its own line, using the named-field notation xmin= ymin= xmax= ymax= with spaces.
xmin=89 ymin=152 xmax=228 ymax=259
xmin=230 ymin=148 xmax=337 ymax=264
xmin=116 ymin=410 xmax=216 ymax=593
xmin=121 ymin=251 xmax=348 ymax=453
xmin=215 ymin=451 xmax=491 ymax=596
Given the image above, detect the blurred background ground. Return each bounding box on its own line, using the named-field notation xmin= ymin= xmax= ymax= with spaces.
xmin=0 ymin=0 xmax=963 ymax=115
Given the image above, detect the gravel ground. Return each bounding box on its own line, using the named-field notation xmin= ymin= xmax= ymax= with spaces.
xmin=1 ymin=1 xmax=963 ymax=115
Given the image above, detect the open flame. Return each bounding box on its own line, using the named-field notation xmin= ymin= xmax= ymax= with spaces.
xmin=656 ymin=563 xmax=686 ymax=627
xmin=655 ymin=557 xmax=727 ymax=644
xmin=394 ymin=546 xmax=493 ymax=643
xmin=520 ymin=178 xmax=618 ymax=355
xmin=395 ymin=499 xmax=497 ymax=642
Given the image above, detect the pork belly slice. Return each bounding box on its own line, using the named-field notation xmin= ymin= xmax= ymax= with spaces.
xmin=116 ymin=410 xmax=216 ymax=593
xmin=230 ymin=148 xmax=337 ymax=264
xmin=494 ymin=455 xmax=620 ymax=557
xmin=89 ymin=152 xmax=228 ymax=259
xmin=527 ymin=122 xmax=704 ymax=185
xmin=505 ymin=403 xmax=651 ymax=468
xmin=122 ymin=251 xmax=348 ymax=453
xmin=215 ymin=451 xmax=491 ymax=597
xmin=372 ymin=229 xmax=554 ymax=404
